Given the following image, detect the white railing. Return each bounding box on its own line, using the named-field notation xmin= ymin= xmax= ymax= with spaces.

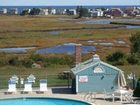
xmin=83 ymin=92 xmax=96 ymax=103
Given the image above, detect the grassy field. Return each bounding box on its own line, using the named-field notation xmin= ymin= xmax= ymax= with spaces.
xmin=0 ymin=65 xmax=139 ymax=89
xmin=0 ymin=65 xmax=70 ymax=88
xmin=0 ymin=15 xmax=140 ymax=88
xmin=0 ymin=15 xmax=139 ymax=48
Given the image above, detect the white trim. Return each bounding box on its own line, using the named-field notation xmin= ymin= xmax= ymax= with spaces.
xmin=76 ymin=75 xmax=78 ymax=93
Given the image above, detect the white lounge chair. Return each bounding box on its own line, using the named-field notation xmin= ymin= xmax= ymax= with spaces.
xmin=39 ymin=79 xmax=47 ymax=93
xmin=10 ymin=75 xmax=19 ymax=84
xmin=114 ymin=88 xmax=130 ymax=102
xmin=27 ymin=74 xmax=36 ymax=83
xmin=23 ymin=81 xmax=32 ymax=93
xmin=103 ymin=89 xmax=114 ymax=101
xmin=7 ymin=80 xmax=16 ymax=94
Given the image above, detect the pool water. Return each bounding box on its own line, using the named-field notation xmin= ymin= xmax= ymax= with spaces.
xmin=0 ymin=98 xmax=91 ymax=105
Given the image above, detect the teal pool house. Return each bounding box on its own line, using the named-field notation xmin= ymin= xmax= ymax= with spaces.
xmin=71 ymin=54 xmax=126 ymax=93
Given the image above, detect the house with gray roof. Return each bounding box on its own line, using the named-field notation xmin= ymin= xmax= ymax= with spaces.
xmin=71 ymin=54 xmax=126 ymax=93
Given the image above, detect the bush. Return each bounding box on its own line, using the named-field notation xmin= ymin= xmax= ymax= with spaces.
xmin=133 ymin=78 xmax=140 ymax=97
xmin=0 ymin=57 xmax=8 ymax=66
xmin=130 ymin=32 xmax=140 ymax=54
xmin=45 ymin=56 xmax=74 ymax=67
xmin=8 ymin=57 xmax=21 ymax=66
xmin=29 ymin=54 xmax=45 ymax=62
xmin=127 ymin=53 xmax=140 ymax=65
xmin=21 ymin=58 xmax=34 ymax=68
xmin=106 ymin=51 xmax=127 ymax=65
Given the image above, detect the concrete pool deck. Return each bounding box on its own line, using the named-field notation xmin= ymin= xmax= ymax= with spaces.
xmin=0 ymin=87 xmax=123 ymax=105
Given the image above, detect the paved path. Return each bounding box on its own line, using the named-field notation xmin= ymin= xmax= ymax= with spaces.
xmin=0 ymin=87 xmax=123 ymax=105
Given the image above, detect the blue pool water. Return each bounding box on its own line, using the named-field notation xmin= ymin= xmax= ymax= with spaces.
xmin=36 ymin=43 xmax=96 ymax=54
xmin=0 ymin=98 xmax=91 ymax=105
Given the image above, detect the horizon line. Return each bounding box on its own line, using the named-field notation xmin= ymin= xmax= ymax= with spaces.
xmin=0 ymin=5 xmax=140 ymax=6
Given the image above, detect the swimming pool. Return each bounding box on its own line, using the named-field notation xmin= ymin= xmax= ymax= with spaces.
xmin=0 ymin=97 xmax=91 ymax=105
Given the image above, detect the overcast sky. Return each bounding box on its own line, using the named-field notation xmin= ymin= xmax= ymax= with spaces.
xmin=0 ymin=0 xmax=140 ymax=6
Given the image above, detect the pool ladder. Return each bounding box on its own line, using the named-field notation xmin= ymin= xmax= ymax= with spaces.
xmin=84 ymin=92 xmax=96 ymax=103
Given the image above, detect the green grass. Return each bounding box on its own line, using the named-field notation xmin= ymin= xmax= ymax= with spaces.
xmin=0 ymin=65 xmax=140 ymax=88
xmin=0 ymin=65 xmax=70 ymax=88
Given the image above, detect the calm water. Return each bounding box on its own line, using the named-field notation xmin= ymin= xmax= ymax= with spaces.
xmin=126 ymin=25 xmax=140 ymax=29
xmin=36 ymin=43 xmax=96 ymax=54
xmin=0 ymin=98 xmax=91 ymax=105
xmin=48 ymin=31 xmax=63 ymax=35
xmin=0 ymin=47 xmax=35 ymax=53
xmin=78 ymin=19 xmax=140 ymax=29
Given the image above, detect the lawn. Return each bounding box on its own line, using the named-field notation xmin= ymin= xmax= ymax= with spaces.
xmin=0 ymin=65 xmax=70 ymax=89
xmin=0 ymin=65 xmax=139 ymax=89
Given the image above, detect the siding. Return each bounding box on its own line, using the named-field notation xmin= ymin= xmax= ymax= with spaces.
xmin=75 ymin=63 xmax=119 ymax=93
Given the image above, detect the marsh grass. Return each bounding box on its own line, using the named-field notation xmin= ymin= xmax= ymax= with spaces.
xmin=0 ymin=15 xmax=140 ymax=88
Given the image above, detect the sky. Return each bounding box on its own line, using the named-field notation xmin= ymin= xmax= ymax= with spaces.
xmin=0 ymin=0 xmax=140 ymax=6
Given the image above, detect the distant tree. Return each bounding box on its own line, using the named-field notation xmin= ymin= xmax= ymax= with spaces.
xmin=76 ymin=6 xmax=89 ymax=18
xmin=20 ymin=10 xmax=29 ymax=16
xmin=130 ymin=32 xmax=140 ymax=54
xmin=29 ymin=8 xmax=40 ymax=15
xmin=66 ymin=9 xmax=70 ymax=15
xmin=76 ymin=6 xmax=82 ymax=14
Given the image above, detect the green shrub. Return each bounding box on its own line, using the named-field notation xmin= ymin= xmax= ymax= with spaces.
xmin=8 ymin=57 xmax=21 ymax=66
xmin=133 ymin=78 xmax=140 ymax=97
xmin=106 ymin=51 xmax=127 ymax=65
xmin=21 ymin=58 xmax=34 ymax=68
xmin=0 ymin=57 xmax=8 ymax=66
xmin=29 ymin=54 xmax=45 ymax=62
xmin=127 ymin=53 xmax=140 ymax=65
xmin=45 ymin=56 xmax=74 ymax=67
xmin=130 ymin=32 xmax=140 ymax=54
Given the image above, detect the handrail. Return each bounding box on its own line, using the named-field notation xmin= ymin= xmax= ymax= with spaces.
xmin=83 ymin=92 xmax=96 ymax=103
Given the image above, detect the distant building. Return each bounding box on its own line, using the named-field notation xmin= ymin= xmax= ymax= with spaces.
xmin=39 ymin=9 xmax=49 ymax=15
xmin=9 ymin=8 xmax=18 ymax=15
xmin=0 ymin=10 xmax=3 ymax=14
xmin=50 ymin=9 xmax=56 ymax=15
xmin=105 ymin=8 xmax=123 ymax=18
xmin=91 ymin=9 xmax=104 ymax=17
xmin=122 ymin=8 xmax=135 ymax=16
xmin=3 ymin=8 xmax=7 ymax=14
xmin=68 ymin=9 xmax=77 ymax=15
xmin=132 ymin=7 xmax=140 ymax=16
xmin=0 ymin=8 xmax=7 ymax=14
xmin=55 ymin=9 xmax=65 ymax=15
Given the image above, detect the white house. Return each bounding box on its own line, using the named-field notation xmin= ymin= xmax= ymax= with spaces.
xmin=68 ymin=9 xmax=77 ymax=15
xmin=0 ymin=8 xmax=7 ymax=14
xmin=50 ymin=9 xmax=56 ymax=15
xmin=10 ymin=8 xmax=18 ymax=15
xmin=3 ymin=8 xmax=7 ymax=14
xmin=91 ymin=9 xmax=104 ymax=17
xmin=39 ymin=9 xmax=49 ymax=15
